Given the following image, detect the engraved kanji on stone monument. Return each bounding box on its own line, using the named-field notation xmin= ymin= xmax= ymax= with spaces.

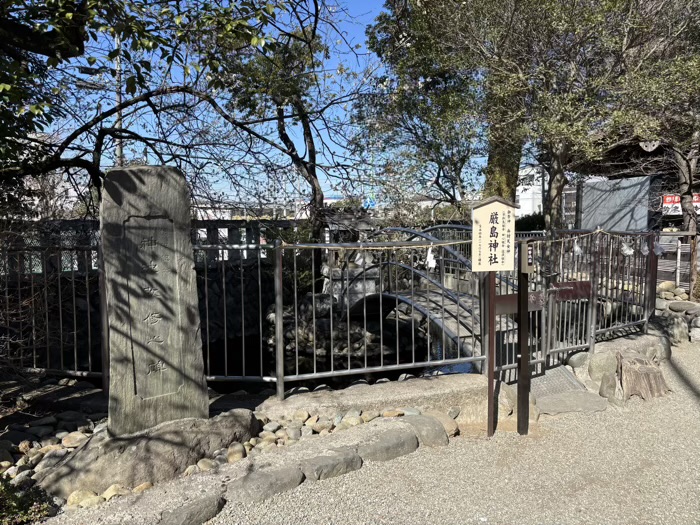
xmin=101 ymin=166 xmax=208 ymax=435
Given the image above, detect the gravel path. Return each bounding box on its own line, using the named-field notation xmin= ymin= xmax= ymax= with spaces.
xmin=209 ymin=343 xmax=700 ymax=525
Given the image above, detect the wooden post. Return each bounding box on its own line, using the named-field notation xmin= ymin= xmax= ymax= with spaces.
xmin=487 ymin=270 xmax=496 ymax=438
xmin=517 ymin=241 xmax=530 ymax=435
xmin=471 ymin=196 xmax=519 ymax=438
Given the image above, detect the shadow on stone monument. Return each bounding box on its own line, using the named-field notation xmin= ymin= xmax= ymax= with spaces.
xmin=35 ymin=167 xmax=261 ymax=500
xmin=100 ymin=166 xmax=209 ymax=435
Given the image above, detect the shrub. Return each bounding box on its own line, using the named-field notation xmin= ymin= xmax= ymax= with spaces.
xmin=0 ymin=477 xmax=54 ymax=525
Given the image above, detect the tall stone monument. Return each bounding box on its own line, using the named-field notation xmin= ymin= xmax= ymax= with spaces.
xmin=101 ymin=166 xmax=208 ymax=435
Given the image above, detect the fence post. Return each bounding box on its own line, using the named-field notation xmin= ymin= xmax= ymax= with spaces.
xmin=644 ymin=233 xmax=658 ymax=333
xmin=517 ymin=241 xmax=530 ymax=436
xmin=587 ymin=231 xmax=599 ymax=354
xmin=274 ymin=240 xmax=285 ymax=400
xmin=676 ymin=237 xmax=682 ymax=288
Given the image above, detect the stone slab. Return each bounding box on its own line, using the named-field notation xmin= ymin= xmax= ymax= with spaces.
xmin=299 ymin=447 xmax=362 ymax=481
xmin=537 ymin=391 xmax=608 ymax=415
xmin=158 ymin=491 xmax=225 ymax=525
xmin=258 ymin=374 xmax=507 ymax=426
xmin=529 ymin=365 xmax=586 ymax=399
xmin=101 ymin=166 xmax=208 ymax=435
xmin=356 ymin=427 xmax=419 ymax=462
xmin=226 ymin=466 xmax=305 ymax=503
xmin=668 ymin=301 xmax=695 ymax=313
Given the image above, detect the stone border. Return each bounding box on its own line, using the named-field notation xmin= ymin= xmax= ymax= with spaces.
xmin=43 ymin=413 xmax=455 ymax=525
xmin=176 ymin=414 xmax=450 ymax=525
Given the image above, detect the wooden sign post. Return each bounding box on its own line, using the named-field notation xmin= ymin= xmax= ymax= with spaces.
xmin=518 ymin=240 xmax=534 ymax=435
xmin=472 ymin=196 xmax=517 ymax=437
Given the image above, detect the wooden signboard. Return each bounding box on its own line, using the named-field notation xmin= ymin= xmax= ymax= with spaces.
xmin=472 ymin=197 xmax=518 ymax=438
xmin=472 ymin=197 xmax=517 ymax=273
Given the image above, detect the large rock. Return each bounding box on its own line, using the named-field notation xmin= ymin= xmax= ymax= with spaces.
xmin=566 ymin=351 xmax=590 ymax=369
xmin=37 ymin=409 xmax=260 ymax=499
xmin=598 ymin=372 xmax=620 ymax=405
xmin=653 ymin=313 xmax=688 ymax=345
xmin=690 ymin=327 xmax=700 ymax=342
xmin=588 ymin=352 xmax=618 ymax=383
xmin=422 ymin=411 xmax=459 ymax=437
xmin=656 ymin=281 xmax=676 ymax=293
xmin=0 ymin=430 xmax=35 ymax=444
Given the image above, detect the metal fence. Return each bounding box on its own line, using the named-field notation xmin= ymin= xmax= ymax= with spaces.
xmin=407 ymin=226 xmax=655 ymax=380
xmin=656 ymin=232 xmax=693 ymax=293
xmin=1 ymin=221 xmax=656 ymax=393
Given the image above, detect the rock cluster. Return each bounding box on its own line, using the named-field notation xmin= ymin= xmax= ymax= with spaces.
xmin=655 ymin=280 xmax=690 ymax=302
xmin=566 ymin=334 xmax=671 ymax=405
xmin=177 ymin=404 xmax=456 ymax=480
xmin=653 ymin=281 xmax=700 ymax=343
xmin=0 ymin=409 xmax=106 ymax=504
xmin=269 ymin=298 xmax=432 ymax=375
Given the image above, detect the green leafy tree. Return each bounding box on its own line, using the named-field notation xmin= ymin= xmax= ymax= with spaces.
xmin=360 ymin=1 xmax=483 ymax=217
xmin=0 ymin=0 xmax=274 ymax=213
xmin=610 ymin=2 xmax=700 ymax=293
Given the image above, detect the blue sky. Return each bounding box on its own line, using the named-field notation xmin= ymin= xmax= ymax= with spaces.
xmin=341 ymin=0 xmax=381 ymax=46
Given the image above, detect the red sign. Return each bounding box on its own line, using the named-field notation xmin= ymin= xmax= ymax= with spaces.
xmin=662 ymin=194 xmax=700 ymax=215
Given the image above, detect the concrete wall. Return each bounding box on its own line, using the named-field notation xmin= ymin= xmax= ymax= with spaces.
xmin=581 ymin=176 xmax=650 ymax=231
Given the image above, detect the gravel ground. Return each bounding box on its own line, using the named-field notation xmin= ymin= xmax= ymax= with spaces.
xmin=208 ymin=343 xmax=700 ymax=525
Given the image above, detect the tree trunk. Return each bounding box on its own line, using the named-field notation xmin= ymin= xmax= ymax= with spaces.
xmin=482 ymin=90 xmax=524 ymax=203
xmin=275 ymin=99 xmax=326 ymax=292
xmin=543 ymin=150 xmax=568 ymax=232
xmin=616 ymin=352 xmax=669 ymax=401
xmin=483 ymin=133 xmax=524 ymax=202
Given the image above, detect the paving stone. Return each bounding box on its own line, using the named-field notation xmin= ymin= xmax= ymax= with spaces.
xmin=356 ymin=428 xmax=419 ymax=462
xmin=159 ymin=491 xmax=226 ymax=525
xmin=400 ymin=415 xmax=449 ymax=447
xmin=299 ymin=448 xmax=363 ymax=482
xmin=226 ymin=466 xmax=305 ymax=503
xmin=537 ymin=391 xmax=608 ymax=415
xmin=423 ymin=411 xmax=459 ymax=437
